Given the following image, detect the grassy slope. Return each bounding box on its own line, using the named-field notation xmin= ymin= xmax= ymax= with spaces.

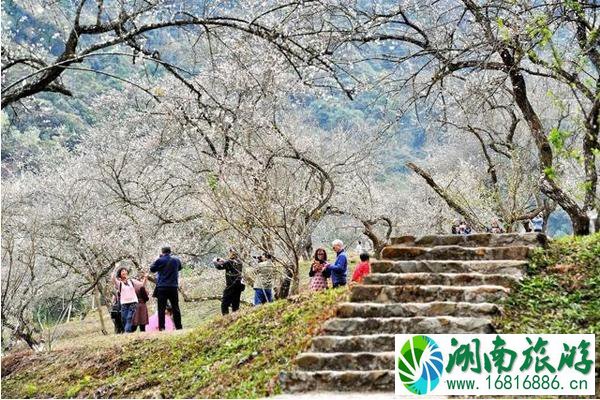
xmin=495 ymin=233 xmax=600 ymax=335
xmin=2 ymin=288 xmax=347 ymax=399
xmin=495 ymin=233 xmax=600 ymax=398
xmin=4 ymin=240 xmax=598 ymax=397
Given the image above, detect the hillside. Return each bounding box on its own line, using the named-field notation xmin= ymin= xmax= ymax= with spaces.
xmin=496 ymin=233 xmax=600 ymax=335
xmin=1 ymin=288 xmax=346 ymax=399
xmin=2 ymin=236 xmax=599 ymax=398
xmin=496 ymin=232 xmax=600 ymax=397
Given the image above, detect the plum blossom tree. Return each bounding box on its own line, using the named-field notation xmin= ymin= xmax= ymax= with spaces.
xmin=405 ymin=83 xmax=558 ymax=233
xmin=1 ymin=0 xmax=358 ymax=109
xmin=337 ymin=0 xmax=599 ymax=234
xmin=1 ymin=172 xmax=75 ymax=349
xmin=1 ymin=46 xmax=389 ymax=345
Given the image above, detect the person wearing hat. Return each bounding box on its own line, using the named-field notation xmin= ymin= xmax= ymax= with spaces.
xmin=213 ymin=248 xmax=245 ymax=315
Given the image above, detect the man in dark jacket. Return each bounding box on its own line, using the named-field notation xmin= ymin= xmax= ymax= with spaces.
xmin=213 ymin=248 xmax=244 ymax=315
xmin=150 ymin=246 xmax=183 ymax=330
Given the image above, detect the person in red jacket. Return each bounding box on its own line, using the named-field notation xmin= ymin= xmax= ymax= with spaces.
xmin=351 ymin=253 xmax=371 ymax=283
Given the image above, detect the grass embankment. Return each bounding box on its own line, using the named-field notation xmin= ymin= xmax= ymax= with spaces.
xmin=2 ymin=288 xmax=346 ymax=399
xmin=496 ymin=233 xmax=600 ymax=334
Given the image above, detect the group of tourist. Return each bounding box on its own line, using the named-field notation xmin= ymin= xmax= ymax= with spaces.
xmin=110 ymin=246 xmax=182 ymax=334
xmin=210 ymin=239 xmax=371 ymax=315
xmin=488 ymin=218 xmax=505 ymax=234
xmin=110 ymin=208 xmax=546 ymax=335
xmin=110 ymin=208 xmax=548 ymax=336
xmin=451 ymin=220 xmax=473 ymax=235
xmin=110 ymin=239 xmax=372 ymax=334
xmin=450 ymin=213 xmax=545 ymax=235
xmin=211 ymin=249 xmax=277 ymax=314
xmin=308 ymin=239 xmax=371 ymax=291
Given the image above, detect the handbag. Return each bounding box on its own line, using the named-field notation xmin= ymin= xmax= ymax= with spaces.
xmin=110 ymin=282 xmax=122 ymax=317
xmin=110 ymin=303 xmax=121 ymax=319
xmin=139 ymin=286 xmax=150 ymax=303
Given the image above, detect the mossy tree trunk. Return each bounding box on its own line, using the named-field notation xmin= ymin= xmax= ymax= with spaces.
xmin=94 ymin=285 xmax=108 ymax=335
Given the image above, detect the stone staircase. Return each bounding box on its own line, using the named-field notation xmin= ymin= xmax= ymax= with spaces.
xmin=280 ymin=233 xmax=547 ymax=393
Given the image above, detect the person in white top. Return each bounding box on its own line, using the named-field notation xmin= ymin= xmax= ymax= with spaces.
xmin=112 ymin=266 xmax=147 ymax=333
xmin=355 ymin=240 xmax=364 ymax=255
xmin=530 ymin=213 xmax=544 ymax=233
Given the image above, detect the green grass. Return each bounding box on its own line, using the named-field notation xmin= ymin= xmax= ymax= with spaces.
xmin=496 ymin=233 xmax=600 ymax=335
xmin=1 ymin=288 xmax=347 ymax=398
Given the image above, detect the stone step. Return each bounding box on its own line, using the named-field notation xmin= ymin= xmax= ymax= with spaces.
xmin=381 ymin=245 xmax=531 ymax=261
xmin=392 ymin=232 xmax=547 ymax=248
xmin=296 ymin=352 xmax=394 ymax=371
xmin=350 ymin=284 xmax=509 ymax=303
xmin=363 ymin=272 xmax=519 ymax=287
xmin=336 ymin=301 xmax=502 ymax=319
xmin=323 ymin=316 xmax=494 ymax=335
xmin=371 ymin=260 xmax=527 ymax=275
xmin=279 ymin=370 xmax=394 ymax=392
xmin=311 ymin=334 xmax=396 ymax=352
xmin=279 ymin=232 xmax=549 ymax=395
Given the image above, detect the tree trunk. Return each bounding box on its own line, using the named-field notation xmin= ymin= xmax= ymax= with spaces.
xmin=541 ymin=207 xmax=554 ymax=235
xmin=277 ymin=264 xmax=294 ymax=299
xmin=66 ymin=302 xmax=72 ymax=323
xmin=361 ymin=217 xmax=393 ymax=259
xmin=17 ymin=329 xmax=40 ymax=350
xmin=290 ymin=257 xmax=300 ymax=296
xmin=496 ymin=47 xmax=591 ymax=236
xmin=94 ymin=286 xmax=108 ymax=335
xmin=406 ymin=162 xmax=485 ymax=231
xmin=5 ymin=318 xmax=41 ymax=350
xmin=541 ymin=179 xmax=591 ymax=235
xmin=571 ymin=213 xmax=591 ymax=236
xmin=364 ymin=228 xmax=386 ymax=259
xmin=303 ymin=237 xmax=313 ymax=261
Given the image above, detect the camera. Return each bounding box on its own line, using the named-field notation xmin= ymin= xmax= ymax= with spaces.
xmin=252 ymin=253 xmax=272 ymax=263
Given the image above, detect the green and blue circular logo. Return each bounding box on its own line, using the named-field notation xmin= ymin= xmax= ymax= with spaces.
xmin=397 ymin=335 xmax=444 ymax=395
